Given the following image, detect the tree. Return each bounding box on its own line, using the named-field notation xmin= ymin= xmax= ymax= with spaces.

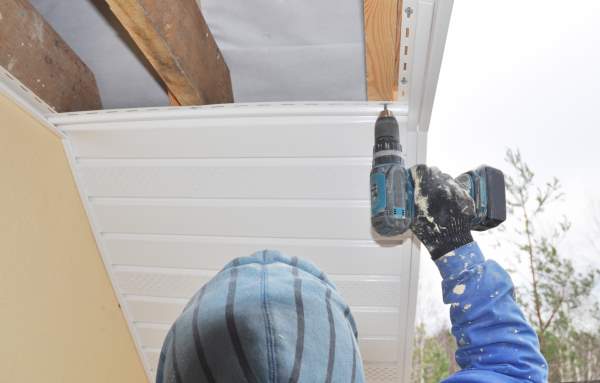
xmin=504 ymin=148 xmax=600 ymax=381
xmin=411 ymin=323 xmax=458 ymax=383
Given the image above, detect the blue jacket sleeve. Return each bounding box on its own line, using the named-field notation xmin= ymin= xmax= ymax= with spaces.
xmin=435 ymin=242 xmax=548 ymax=383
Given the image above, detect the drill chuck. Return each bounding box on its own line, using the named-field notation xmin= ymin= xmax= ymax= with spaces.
xmin=373 ymin=107 xmax=402 ymax=164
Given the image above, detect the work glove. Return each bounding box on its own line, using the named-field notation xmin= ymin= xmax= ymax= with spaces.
xmin=410 ymin=165 xmax=475 ymax=260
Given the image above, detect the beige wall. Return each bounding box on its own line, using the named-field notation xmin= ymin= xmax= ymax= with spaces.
xmin=0 ymin=94 xmax=147 ymax=382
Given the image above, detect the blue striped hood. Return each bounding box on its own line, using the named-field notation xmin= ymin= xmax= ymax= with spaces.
xmin=157 ymin=249 xmax=365 ymax=382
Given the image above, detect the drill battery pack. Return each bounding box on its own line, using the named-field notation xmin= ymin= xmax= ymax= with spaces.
xmin=456 ymin=166 xmax=506 ymax=231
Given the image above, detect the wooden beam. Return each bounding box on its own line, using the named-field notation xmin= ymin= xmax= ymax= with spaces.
xmin=0 ymin=0 xmax=102 ymax=112
xmin=105 ymin=0 xmax=233 ymax=105
xmin=364 ymin=0 xmax=403 ymax=101
xmin=167 ymin=91 xmax=181 ymax=106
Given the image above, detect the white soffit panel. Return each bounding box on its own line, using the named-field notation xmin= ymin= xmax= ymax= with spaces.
xmin=49 ymin=102 xmax=425 ymax=383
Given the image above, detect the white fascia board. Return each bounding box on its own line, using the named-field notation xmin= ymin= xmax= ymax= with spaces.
xmin=406 ymin=0 xmax=454 ymax=132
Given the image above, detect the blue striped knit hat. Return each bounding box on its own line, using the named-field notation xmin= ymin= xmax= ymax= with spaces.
xmin=156 ymin=249 xmax=365 ymax=382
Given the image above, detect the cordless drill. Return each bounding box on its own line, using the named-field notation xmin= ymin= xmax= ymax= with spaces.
xmin=370 ymin=106 xmax=506 ymax=237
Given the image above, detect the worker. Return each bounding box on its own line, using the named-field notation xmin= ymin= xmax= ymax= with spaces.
xmin=156 ymin=165 xmax=548 ymax=382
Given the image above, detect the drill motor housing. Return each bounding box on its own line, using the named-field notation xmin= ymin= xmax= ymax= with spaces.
xmin=370 ymin=109 xmax=506 ymax=237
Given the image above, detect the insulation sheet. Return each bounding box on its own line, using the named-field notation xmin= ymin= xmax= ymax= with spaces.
xmin=29 ymin=0 xmax=366 ymax=108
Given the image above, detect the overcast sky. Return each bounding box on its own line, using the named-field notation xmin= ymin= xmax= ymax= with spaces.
xmin=416 ymin=0 xmax=600 ymax=330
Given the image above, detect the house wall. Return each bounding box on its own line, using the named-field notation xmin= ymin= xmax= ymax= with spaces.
xmin=0 ymin=93 xmax=147 ymax=382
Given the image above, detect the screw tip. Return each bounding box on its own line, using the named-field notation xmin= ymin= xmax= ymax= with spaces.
xmin=378 ymin=104 xmax=393 ymax=118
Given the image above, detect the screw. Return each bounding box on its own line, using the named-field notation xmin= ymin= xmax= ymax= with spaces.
xmin=405 ymin=6 xmax=413 ymax=18
xmin=400 ymin=77 xmax=408 ymax=85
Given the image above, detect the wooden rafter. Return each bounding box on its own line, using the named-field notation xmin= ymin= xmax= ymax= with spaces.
xmin=105 ymin=0 xmax=233 ymax=106
xmin=0 ymin=0 xmax=102 ymax=112
xmin=364 ymin=0 xmax=403 ymax=101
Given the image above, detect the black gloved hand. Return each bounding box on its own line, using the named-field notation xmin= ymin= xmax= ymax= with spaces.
xmin=410 ymin=165 xmax=475 ymax=260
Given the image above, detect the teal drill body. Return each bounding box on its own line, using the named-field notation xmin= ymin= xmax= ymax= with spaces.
xmin=370 ymin=107 xmax=506 ymax=237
